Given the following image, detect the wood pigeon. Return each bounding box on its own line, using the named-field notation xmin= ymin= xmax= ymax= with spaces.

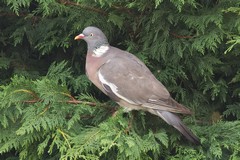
xmin=75 ymin=26 xmax=200 ymax=144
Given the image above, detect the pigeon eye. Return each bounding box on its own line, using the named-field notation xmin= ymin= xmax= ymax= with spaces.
xmin=90 ymin=33 xmax=94 ymax=36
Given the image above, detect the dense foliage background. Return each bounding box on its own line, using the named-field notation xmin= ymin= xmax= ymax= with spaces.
xmin=0 ymin=0 xmax=240 ymax=159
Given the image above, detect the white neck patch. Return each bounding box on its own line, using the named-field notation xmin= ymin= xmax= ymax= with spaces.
xmin=93 ymin=45 xmax=109 ymax=57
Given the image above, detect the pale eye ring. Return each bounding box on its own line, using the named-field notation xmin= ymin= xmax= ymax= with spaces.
xmin=90 ymin=33 xmax=94 ymax=36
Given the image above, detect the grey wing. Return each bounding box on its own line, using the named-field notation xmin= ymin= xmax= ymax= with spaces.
xmin=98 ymin=53 xmax=191 ymax=114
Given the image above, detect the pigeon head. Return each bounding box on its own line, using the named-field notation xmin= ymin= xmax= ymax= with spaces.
xmin=75 ymin=26 xmax=109 ymax=50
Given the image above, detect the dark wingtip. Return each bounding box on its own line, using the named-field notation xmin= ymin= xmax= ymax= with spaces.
xmin=154 ymin=110 xmax=200 ymax=145
xmin=179 ymin=123 xmax=201 ymax=145
xmin=187 ymin=134 xmax=201 ymax=145
xmin=170 ymin=98 xmax=193 ymax=115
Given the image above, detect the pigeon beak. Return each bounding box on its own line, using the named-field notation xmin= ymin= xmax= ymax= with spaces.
xmin=74 ymin=33 xmax=85 ymax=40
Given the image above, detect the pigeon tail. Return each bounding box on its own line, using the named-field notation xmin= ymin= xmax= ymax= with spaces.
xmin=155 ymin=110 xmax=200 ymax=145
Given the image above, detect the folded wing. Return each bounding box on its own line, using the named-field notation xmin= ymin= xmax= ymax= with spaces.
xmin=98 ymin=50 xmax=191 ymax=114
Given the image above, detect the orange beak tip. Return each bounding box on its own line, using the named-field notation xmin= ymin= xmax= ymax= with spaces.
xmin=74 ymin=36 xmax=79 ymax=40
xmin=74 ymin=34 xmax=84 ymax=40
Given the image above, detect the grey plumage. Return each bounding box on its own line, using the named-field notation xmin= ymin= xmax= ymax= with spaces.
xmin=75 ymin=26 xmax=200 ymax=144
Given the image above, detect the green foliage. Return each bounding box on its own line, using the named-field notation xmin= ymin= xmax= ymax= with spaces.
xmin=0 ymin=57 xmax=11 ymax=69
xmin=1 ymin=0 xmax=240 ymax=159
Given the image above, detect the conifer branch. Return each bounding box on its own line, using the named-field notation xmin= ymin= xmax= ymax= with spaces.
xmin=58 ymin=92 xmax=98 ymax=106
xmin=67 ymin=100 xmax=97 ymax=106
xmin=23 ymin=97 xmax=97 ymax=106
xmin=2 ymin=0 xmax=240 ymax=158
xmin=24 ymin=99 xmax=42 ymax=103
xmin=57 ymin=128 xmax=72 ymax=149
xmin=14 ymin=89 xmax=97 ymax=106
xmin=12 ymin=89 xmax=38 ymax=98
xmin=39 ymin=105 xmax=50 ymax=115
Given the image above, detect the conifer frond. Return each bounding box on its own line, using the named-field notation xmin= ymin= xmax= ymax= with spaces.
xmin=1 ymin=0 xmax=240 ymax=159
xmin=0 ymin=57 xmax=11 ymax=69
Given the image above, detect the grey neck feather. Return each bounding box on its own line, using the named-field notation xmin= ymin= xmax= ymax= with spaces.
xmin=88 ymin=41 xmax=109 ymax=52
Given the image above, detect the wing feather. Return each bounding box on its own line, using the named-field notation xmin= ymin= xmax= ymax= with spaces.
xmin=98 ymin=49 xmax=191 ymax=114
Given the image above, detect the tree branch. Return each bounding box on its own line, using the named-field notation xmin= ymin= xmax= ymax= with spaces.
xmin=61 ymin=0 xmax=108 ymax=16
xmin=12 ymin=89 xmax=97 ymax=106
xmin=23 ymin=98 xmax=97 ymax=106
xmin=170 ymin=32 xmax=194 ymax=39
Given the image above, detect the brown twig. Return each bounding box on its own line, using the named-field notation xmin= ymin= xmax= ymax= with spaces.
xmin=62 ymin=1 xmax=137 ymax=16
xmin=170 ymin=32 xmax=194 ymax=39
xmin=124 ymin=116 xmax=133 ymax=134
xmin=80 ymin=114 xmax=95 ymax=119
xmin=23 ymin=98 xmax=97 ymax=106
xmin=111 ymin=4 xmax=136 ymax=16
xmin=23 ymin=99 xmax=42 ymax=103
xmin=61 ymin=0 xmax=108 ymax=16
xmin=12 ymin=89 xmax=97 ymax=106
xmin=59 ymin=92 xmax=98 ymax=106
xmin=0 ymin=12 xmax=28 ymax=17
xmin=66 ymin=100 xmax=97 ymax=106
